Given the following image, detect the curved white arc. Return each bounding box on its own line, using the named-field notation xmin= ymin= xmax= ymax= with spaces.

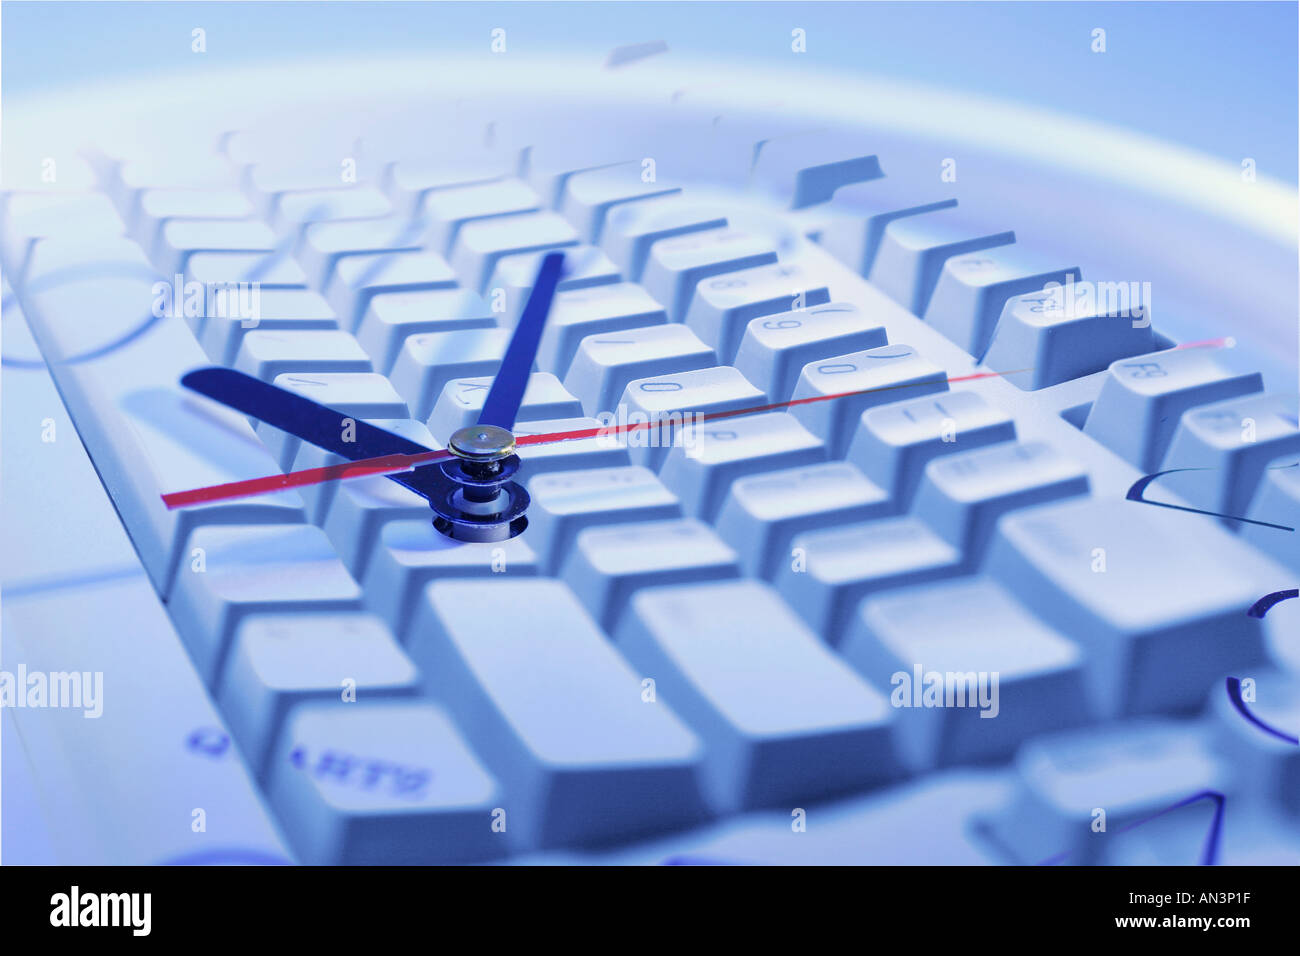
xmin=8 ymin=53 xmax=1295 ymax=246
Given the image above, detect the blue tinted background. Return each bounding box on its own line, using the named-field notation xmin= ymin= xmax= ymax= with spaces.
xmin=4 ymin=1 xmax=1297 ymax=184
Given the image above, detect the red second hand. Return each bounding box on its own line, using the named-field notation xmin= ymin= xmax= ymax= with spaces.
xmin=160 ymin=335 xmax=1236 ymax=510
xmin=161 ymin=367 xmax=1034 ymax=509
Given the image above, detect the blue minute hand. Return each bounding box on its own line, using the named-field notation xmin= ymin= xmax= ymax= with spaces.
xmin=476 ymin=251 xmax=566 ymax=430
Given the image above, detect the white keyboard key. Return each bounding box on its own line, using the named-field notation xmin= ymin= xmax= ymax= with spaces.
xmin=563 ymin=323 xmax=716 ymax=417
xmin=981 ymin=284 xmax=1156 ymax=389
xmin=685 ymin=260 xmax=831 ymax=360
xmin=362 ymin=520 xmax=539 ymax=639
xmin=1242 ymin=456 xmax=1300 ymax=571
xmin=246 ymin=165 xmax=385 ymax=217
xmin=923 ymin=249 xmax=1080 ymax=357
xmin=220 ymin=612 xmax=420 ymax=777
xmin=200 ymin=288 xmax=338 ymax=365
xmin=617 ymin=366 xmax=768 ymax=471
xmin=716 ymin=461 xmax=892 ymax=578
xmin=1160 ymin=393 xmax=1300 ymax=521
xmin=272 ymin=185 xmax=391 ymax=231
xmin=511 ymin=416 xmax=631 ymax=483
xmin=1209 ymin=668 xmax=1300 ymax=813
xmin=449 ymin=210 xmax=579 ymax=292
xmin=234 ymin=328 xmax=373 ymax=381
xmin=846 ymin=390 xmax=1016 ymax=506
xmin=775 ymin=516 xmax=962 ymax=641
xmin=297 ymin=216 xmax=425 ymax=289
xmin=389 ymin=328 xmax=514 ymax=420
xmin=408 ymin=579 xmax=708 ymax=846
xmin=516 ymin=135 xmax=634 ymax=207
xmin=291 ymin=418 xmax=434 ymax=524
xmin=186 ymin=250 xmax=309 ymax=290
xmin=135 ymin=188 xmax=254 ymax=255
xmin=266 ymin=700 xmax=504 ymax=864
xmin=384 ymin=154 xmax=514 ymax=216
xmin=176 ymin=272 xmax=273 ymax=338
xmin=155 ymin=218 xmax=276 ymax=272
xmin=647 ymin=769 xmax=1008 ymax=866
xmin=641 ymin=227 xmax=779 ymax=321
xmin=427 ymin=371 xmax=581 ymax=443
xmin=258 ymin=372 xmax=408 ymax=469
xmin=988 ymin=498 xmax=1266 ymax=716
xmin=355 ymin=287 xmax=494 ymax=367
xmin=843 ymin=578 xmax=1089 ymax=770
xmin=535 ymin=282 xmax=667 ymax=376
xmin=525 ymin=465 xmax=682 ymax=571
xmin=790 ymin=343 xmax=948 ymax=455
xmin=733 ymin=301 xmax=888 ymax=400
xmin=169 ymin=524 xmax=363 ymax=687
xmin=750 ymin=133 xmax=883 ymax=208
xmin=1082 ymin=347 xmax=1263 ymax=472
xmin=488 ymin=245 xmax=621 ymax=322
xmin=817 ymin=185 xmax=956 ymax=277
xmin=321 ymin=474 xmax=436 ymax=580
xmin=987 ymin=720 xmax=1224 ymax=865
xmin=913 ymin=441 xmax=1090 ymax=559
xmin=561 ymin=518 xmax=740 ymax=631
xmin=600 ymin=196 xmax=728 ymax=280
xmin=869 ymin=207 xmax=1016 ymax=315
xmin=617 ymin=580 xmax=898 ymax=810
xmin=560 ymin=162 xmax=681 ymax=242
xmin=326 ymin=249 xmax=457 ymax=332
xmin=658 ymin=411 xmax=826 ymax=519
xmin=421 ymin=177 xmax=541 ymax=253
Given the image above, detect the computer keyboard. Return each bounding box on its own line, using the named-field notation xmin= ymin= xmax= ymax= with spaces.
xmin=2 ymin=35 xmax=1297 ymax=869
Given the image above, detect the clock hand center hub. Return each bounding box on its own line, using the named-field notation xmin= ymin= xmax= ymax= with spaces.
xmin=448 ymin=424 xmax=517 ymax=463
xmin=431 ymin=424 xmax=530 ymax=542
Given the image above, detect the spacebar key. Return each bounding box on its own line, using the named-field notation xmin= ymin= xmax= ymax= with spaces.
xmin=408 ymin=579 xmax=709 ymax=848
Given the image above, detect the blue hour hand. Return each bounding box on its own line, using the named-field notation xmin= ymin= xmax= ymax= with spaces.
xmin=180 ymin=366 xmax=450 ymax=502
xmin=475 ymin=250 xmax=566 ymax=431
xmin=430 ymin=251 xmax=565 ymax=541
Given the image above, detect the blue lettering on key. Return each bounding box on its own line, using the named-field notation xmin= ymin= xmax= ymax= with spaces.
xmin=185 ymin=727 xmax=232 ymax=758
xmin=289 ymin=744 xmax=433 ymax=798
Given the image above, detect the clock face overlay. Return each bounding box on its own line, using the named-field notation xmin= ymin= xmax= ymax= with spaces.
xmin=1 ymin=1 xmax=1297 ymax=910
xmin=174 ymin=252 xmax=567 ymax=541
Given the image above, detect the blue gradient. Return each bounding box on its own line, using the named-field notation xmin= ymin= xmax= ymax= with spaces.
xmin=4 ymin=2 xmax=1296 ymax=183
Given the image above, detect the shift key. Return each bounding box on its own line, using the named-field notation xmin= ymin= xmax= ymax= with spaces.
xmin=987 ymin=498 xmax=1264 ymax=716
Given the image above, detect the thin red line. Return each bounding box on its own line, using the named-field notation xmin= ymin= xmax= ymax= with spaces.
xmin=160 ymin=450 xmax=449 ymax=508
xmin=514 ymin=368 xmax=1023 ymax=446
xmin=1173 ymin=336 xmax=1234 ymax=350
xmin=157 ymin=365 xmax=1020 ymax=509
xmin=161 ymin=327 xmax=1238 ymax=510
